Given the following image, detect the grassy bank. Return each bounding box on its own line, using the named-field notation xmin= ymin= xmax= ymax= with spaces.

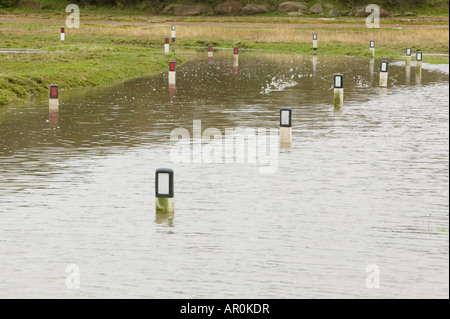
xmin=0 ymin=24 xmax=185 ymax=106
xmin=0 ymin=17 xmax=448 ymax=106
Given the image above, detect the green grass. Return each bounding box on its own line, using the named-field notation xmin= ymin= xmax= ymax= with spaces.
xmin=0 ymin=39 xmax=185 ymax=106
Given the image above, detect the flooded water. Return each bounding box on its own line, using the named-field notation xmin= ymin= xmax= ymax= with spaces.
xmin=0 ymin=50 xmax=448 ymax=299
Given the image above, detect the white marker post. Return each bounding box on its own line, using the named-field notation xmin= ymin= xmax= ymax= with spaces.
xmin=406 ymin=47 xmax=412 ymax=66
xmin=279 ymin=107 xmax=292 ymax=145
xmin=208 ymin=45 xmax=213 ymax=58
xmin=379 ymin=60 xmax=388 ymax=95
xmin=415 ymin=51 xmax=423 ymax=83
xmin=334 ymin=74 xmax=344 ymax=110
xmin=155 ymin=168 xmax=174 ymax=214
xmin=169 ymin=61 xmax=176 ymax=85
xmin=61 ymin=27 xmax=65 ymax=41
xmin=379 ymin=60 xmax=389 ymax=88
xmin=370 ymin=40 xmax=375 ymax=58
xmin=313 ymin=33 xmax=318 ymax=51
xmin=233 ymin=46 xmax=239 ymax=74
xmin=49 ymin=84 xmax=59 ymax=111
xmin=208 ymin=45 xmax=213 ymax=63
xmin=164 ymin=37 xmax=170 ymax=54
xmin=171 ymin=25 xmax=176 ymax=43
xmin=169 ymin=61 xmax=176 ymax=96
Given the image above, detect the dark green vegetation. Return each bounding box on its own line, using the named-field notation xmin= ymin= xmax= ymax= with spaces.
xmin=1 ymin=0 xmax=449 ymax=17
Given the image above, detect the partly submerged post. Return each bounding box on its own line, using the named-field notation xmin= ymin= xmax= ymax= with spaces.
xmin=169 ymin=61 xmax=176 ymax=85
xmin=279 ymin=107 xmax=292 ymax=145
xmin=313 ymin=33 xmax=318 ymax=51
xmin=168 ymin=61 xmax=176 ymax=95
xmin=171 ymin=25 xmax=176 ymax=43
xmin=164 ymin=37 xmax=170 ymax=54
xmin=155 ymin=168 xmax=174 ymax=213
xmin=406 ymin=47 xmax=412 ymax=66
xmin=208 ymin=45 xmax=213 ymax=63
xmin=370 ymin=40 xmax=375 ymax=58
xmin=334 ymin=74 xmax=344 ymax=110
xmin=379 ymin=60 xmax=389 ymax=88
xmin=208 ymin=45 xmax=213 ymax=57
xmin=49 ymin=84 xmax=59 ymax=111
xmin=233 ymin=47 xmax=239 ymax=73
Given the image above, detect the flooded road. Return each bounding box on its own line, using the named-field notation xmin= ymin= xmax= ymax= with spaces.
xmin=0 ymin=51 xmax=448 ymax=298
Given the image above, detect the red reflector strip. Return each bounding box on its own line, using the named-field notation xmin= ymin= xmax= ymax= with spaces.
xmin=169 ymin=62 xmax=176 ymax=71
xmin=50 ymin=86 xmax=58 ymax=99
xmin=234 ymin=47 xmax=238 ymax=54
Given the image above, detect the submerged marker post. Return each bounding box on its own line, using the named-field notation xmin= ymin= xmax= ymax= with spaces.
xmin=370 ymin=40 xmax=375 ymax=58
xmin=169 ymin=61 xmax=176 ymax=85
xmin=171 ymin=25 xmax=176 ymax=43
xmin=165 ymin=37 xmax=170 ymax=54
xmin=168 ymin=61 xmax=176 ymax=95
xmin=406 ymin=47 xmax=412 ymax=66
xmin=334 ymin=74 xmax=344 ymax=110
xmin=379 ymin=60 xmax=389 ymax=88
xmin=313 ymin=33 xmax=318 ymax=51
xmin=233 ymin=46 xmax=239 ymax=73
xmin=279 ymin=107 xmax=292 ymax=145
xmin=49 ymin=84 xmax=59 ymax=111
xmin=155 ymin=168 xmax=174 ymax=213
xmin=208 ymin=45 xmax=213 ymax=57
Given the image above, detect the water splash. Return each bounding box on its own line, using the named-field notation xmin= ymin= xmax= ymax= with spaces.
xmin=261 ymin=75 xmax=298 ymax=94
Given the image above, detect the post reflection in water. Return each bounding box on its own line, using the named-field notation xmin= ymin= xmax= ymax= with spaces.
xmin=169 ymin=84 xmax=176 ymax=97
xmin=415 ymin=64 xmax=422 ymax=85
xmin=155 ymin=211 xmax=175 ymax=227
xmin=312 ymin=54 xmax=318 ymax=81
xmin=369 ymin=57 xmax=375 ymax=87
xmin=406 ymin=65 xmax=411 ymax=85
xmin=233 ymin=52 xmax=239 ymax=75
xmin=49 ymin=110 xmax=59 ymax=129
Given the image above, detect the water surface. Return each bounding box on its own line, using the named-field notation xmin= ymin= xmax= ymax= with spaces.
xmin=0 ymin=51 xmax=448 ymax=298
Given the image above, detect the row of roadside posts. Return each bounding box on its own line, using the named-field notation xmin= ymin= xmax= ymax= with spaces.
xmin=53 ymin=27 xmax=425 ymax=218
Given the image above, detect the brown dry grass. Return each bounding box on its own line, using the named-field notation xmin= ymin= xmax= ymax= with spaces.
xmin=83 ymin=24 xmax=449 ymax=49
xmin=1 ymin=22 xmax=448 ymax=52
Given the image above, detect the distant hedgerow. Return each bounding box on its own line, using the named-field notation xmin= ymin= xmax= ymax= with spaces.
xmin=0 ymin=0 xmax=20 ymax=8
